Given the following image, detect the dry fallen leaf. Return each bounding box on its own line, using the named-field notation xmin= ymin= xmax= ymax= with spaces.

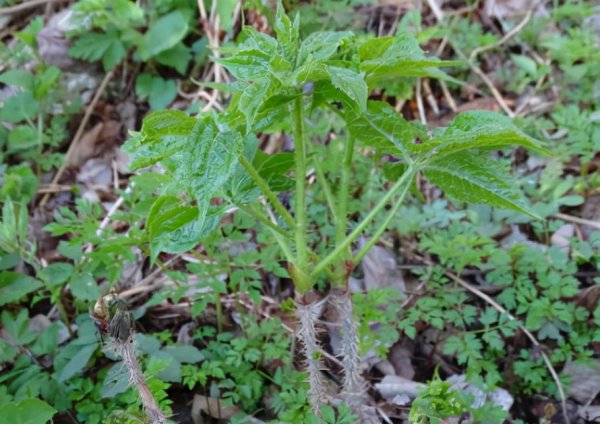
xmin=562 ymin=360 xmax=600 ymax=404
xmin=375 ymin=375 xmax=426 ymax=401
xmin=69 ymin=122 xmax=104 ymax=167
xmin=191 ymin=394 xmax=240 ymax=423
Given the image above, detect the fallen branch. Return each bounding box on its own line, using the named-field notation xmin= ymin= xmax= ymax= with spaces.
xmin=0 ymin=0 xmax=67 ymax=15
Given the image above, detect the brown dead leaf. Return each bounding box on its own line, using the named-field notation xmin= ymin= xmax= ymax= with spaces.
xmin=375 ymin=375 xmax=426 ymax=401
xmin=361 ymin=244 xmax=406 ymax=293
xmin=484 ymin=0 xmax=541 ymax=19
xmin=388 ymin=339 xmax=416 ymax=379
xmin=69 ymin=122 xmax=104 ymax=167
xmin=37 ymin=10 xmax=86 ymax=72
xmin=582 ymin=194 xmax=600 ymax=240
xmin=562 ymin=360 xmax=600 ymax=404
xmin=191 ymin=394 xmax=240 ymax=423
xmin=550 ymin=224 xmax=574 ymax=253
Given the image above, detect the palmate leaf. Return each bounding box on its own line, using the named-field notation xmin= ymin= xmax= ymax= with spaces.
xmin=126 ymin=111 xmax=245 ymax=259
xmin=359 ymin=32 xmax=460 ymax=87
xmin=423 ymin=151 xmax=539 ymax=219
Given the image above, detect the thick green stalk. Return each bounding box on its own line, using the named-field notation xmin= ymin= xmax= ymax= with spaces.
xmin=330 ymin=136 xmax=356 ymax=288
xmin=238 ymin=155 xmax=295 ymax=229
xmin=293 ymin=96 xmax=309 ymax=274
xmin=336 ymin=136 xmax=355 ymax=246
xmin=352 ymin=172 xmax=414 ymax=265
xmin=311 ymin=167 xmax=415 ymax=278
xmin=236 ymin=204 xmax=293 ymax=239
xmin=310 ymin=149 xmax=337 ymax=222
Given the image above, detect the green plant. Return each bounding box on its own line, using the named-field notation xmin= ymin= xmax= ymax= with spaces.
xmin=0 ymin=20 xmax=81 ymax=200
xmin=123 ymin=1 xmax=549 ymax=417
xmin=409 ymin=370 xmax=508 ymax=424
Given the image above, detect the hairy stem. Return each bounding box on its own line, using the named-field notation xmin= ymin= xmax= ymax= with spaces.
xmin=118 ymin=341 xmax=167 ymax=424
xmin=296 ymin=297 xmax=328 ymax=414
xmin=239 ymin=155 xmax=295 ymax=229
xmin=311 ymin=167 xmax=415 ymax=278
xmin=330 ymin=289 xmax=365 ymax=405
xmin=293 ymin=95 xmax=309 ymax=273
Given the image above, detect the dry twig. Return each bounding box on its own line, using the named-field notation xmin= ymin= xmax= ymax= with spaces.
xmin=0 ymin=0 xmax=67 ymax=15
xmin=40 ymin=71 xmax=114 ymax=207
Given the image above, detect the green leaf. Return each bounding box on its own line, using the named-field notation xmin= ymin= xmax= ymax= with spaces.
xmin=125 ymin=110 xmax=196 ymax=169
xmin=33 ymin=67 xmax=61 ymax=99
xmin=0 ymin=399 xmax=56 ymax=424
xmin=146 ymin=195 xmax=199 ymax=262
xmin=347 ymin=101 xmax=429 ymax=156
xmin=0 ymin=166 xmax=39 ymax=203
xmin=8 ymin=125 xmax=40 ymax=152
xmin=0 ymin=92 xmax=39 ymax=123
xmin=55 ymin=343 xmax=96 ymax=382
xmin=163 ymin=344 xmax=204 ymax=363
xmin=511 ymin=54 xmax=537 ymax=75
xmin=238 ymin=77 xmax=271 ymax=130
xmin=69 ymin=30 xmax=126 ymax=71
xmin=70 ymin=272 xmax=100 ymax=302
xmin=0 ymin=272 xmax=43 ymax=306
xmin=359 ymin=32 xmax=460 ymax=86
xmin=296 ymin=31 xmax=353 ymax=65
xmin=135 ymin=74 xmax=177 ymax=110
xmin=327 ymin=66 xmax=367 ymax=111
xmin=424 ymin=151 xmax=539 ymax=219
xmin=139 ymin=11 xmax=189 ymax=59
xmin=216 ymin=0 xmax=238 ymax=31
xmin=102 ymin=38 xmax=127 ymax=71
xmin=155 ymin=42 xmax=191 ymax=75
xmin=274 ymin=2 xmax=299 ymax=64
xmin=38 ymin=262 xmax=74 ymax=287
xmin=433 ymin=111 xmax=551 ymax=157
xmin=0 ymin=70 xmax=34 ymax=90
xmin=1 ymin=309 xmax=34 ymax=345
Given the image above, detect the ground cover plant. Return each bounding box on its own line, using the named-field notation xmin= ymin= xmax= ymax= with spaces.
xmin=0 ymin=0 xmax=599 ymax=423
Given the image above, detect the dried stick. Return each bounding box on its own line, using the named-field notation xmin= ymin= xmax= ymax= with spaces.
xmin=553 ymin=212 xmax=600 ymax=231
xmin=469 ymin=11 xmax=533 ymax=62
xmin=415 ymin=79 xmax=427 ymax=125
xmin=40 ymin=71 xmax=114 ymax=207
xmin=443 ymin=270 xmax=570 ymax=424
xmin=0 ymin=0 xmax=66 ymax=15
